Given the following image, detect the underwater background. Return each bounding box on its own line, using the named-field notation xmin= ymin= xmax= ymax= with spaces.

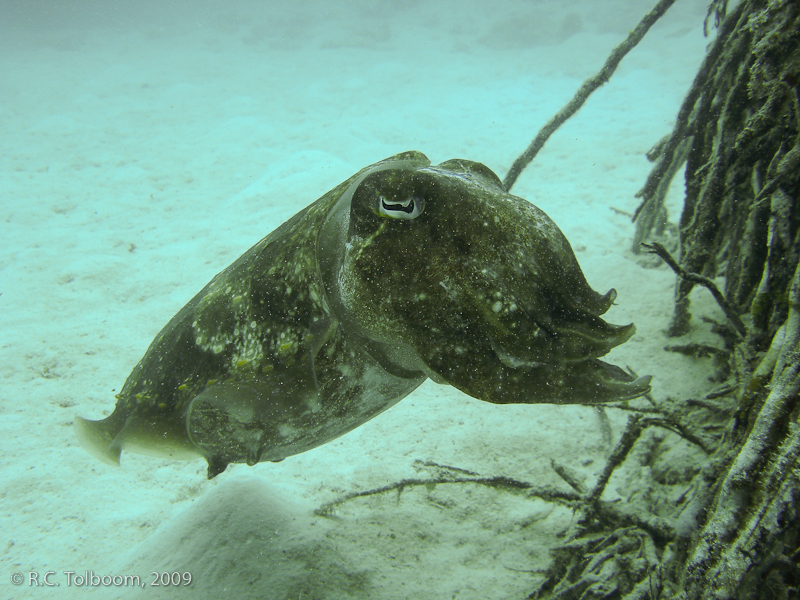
xmin=2 ymin=0 xmax=719 ymax=598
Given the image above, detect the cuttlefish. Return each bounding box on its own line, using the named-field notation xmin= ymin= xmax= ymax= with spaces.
xmin=75 ymin=151 xmax=650 ymax=478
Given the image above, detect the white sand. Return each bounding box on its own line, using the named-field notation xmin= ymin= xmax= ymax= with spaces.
xmin=1 ymin=1 xmax=725 ymax=598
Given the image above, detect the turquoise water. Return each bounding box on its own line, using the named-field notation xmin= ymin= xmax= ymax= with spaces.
xmin=1 ymin=1 xmax=711 ymax=598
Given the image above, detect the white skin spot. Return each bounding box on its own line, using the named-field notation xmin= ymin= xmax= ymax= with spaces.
xmin=278 ymin=424 xmax=296 ymax=438
xmin=304 ymin=393 xmax=322 ymax=413
xmin=492 ymin=301 xmax=503 ymax=313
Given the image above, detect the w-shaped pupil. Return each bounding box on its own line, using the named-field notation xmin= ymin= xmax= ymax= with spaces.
xmin=382 ymin=198 xmax=414 ymax=214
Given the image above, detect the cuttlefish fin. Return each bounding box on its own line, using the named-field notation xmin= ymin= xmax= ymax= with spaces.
xmin=74 ymin=412 xmax=202 ymax=467
xmin=73 ymin=415 xmax=122 ymax=466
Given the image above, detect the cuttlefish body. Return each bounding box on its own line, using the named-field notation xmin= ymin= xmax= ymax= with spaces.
xmin=75 ymin=151 xmax=650 ymax=478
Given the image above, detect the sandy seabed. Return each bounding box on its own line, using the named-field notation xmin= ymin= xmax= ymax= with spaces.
xmin=2 ymin=1 xmax=725 ymax=598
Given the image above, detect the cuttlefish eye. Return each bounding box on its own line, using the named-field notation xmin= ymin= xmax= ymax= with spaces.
xmin=377 ymin=194 xmax=425 ymax=220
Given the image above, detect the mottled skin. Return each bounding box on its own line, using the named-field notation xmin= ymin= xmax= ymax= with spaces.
xmin=75 ymin=151 xmax=650 ymax=478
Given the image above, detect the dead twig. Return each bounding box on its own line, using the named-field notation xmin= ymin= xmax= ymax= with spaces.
xmin=641 ymin=241 xmax=747 ymax=337
xmin=502 ymin=0 xmax=679 ymax=192
xmin=313 ymin=474 xmax=578 ymax=517
xmin=664 ymin=343 xmax=729 ymax=359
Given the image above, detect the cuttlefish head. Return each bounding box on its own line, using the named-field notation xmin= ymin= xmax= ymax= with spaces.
xmin=323 ymin=153 xmax=650 ymax=404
